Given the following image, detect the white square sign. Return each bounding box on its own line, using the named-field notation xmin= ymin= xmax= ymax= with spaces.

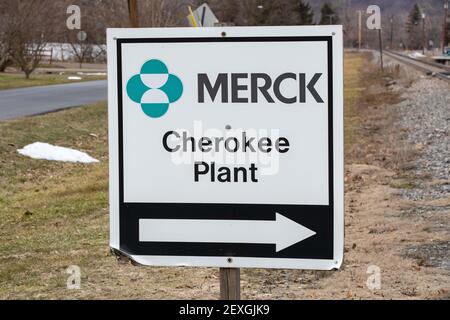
xmin=107 ymin=26 xmax=344 ymax=270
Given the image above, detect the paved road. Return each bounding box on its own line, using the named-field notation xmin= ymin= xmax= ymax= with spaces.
xmin=0 ymin=80 xmax=107 ymax=121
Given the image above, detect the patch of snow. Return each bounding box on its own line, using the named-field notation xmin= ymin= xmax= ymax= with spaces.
xmin=68 ymin=76 xmax=82 ymax=80
xmin=408 ymin=51 xmax=425 ymax=59
xmin=17 ymin=142 xmax=99 ymax=163
xmin=76 ymin=72 xmax=107 ymax=76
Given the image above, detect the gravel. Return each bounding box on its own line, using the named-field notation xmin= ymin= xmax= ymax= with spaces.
xmin=396 ymin=77 xmax=450 ymax=200
xmin=383 ymin=58 xmax=450 ymax=272
xmin=404 ymin=241 xmax=450 ymax=271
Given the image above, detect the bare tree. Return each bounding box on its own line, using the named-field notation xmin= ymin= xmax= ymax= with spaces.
xmin=62 ymin=0 xmax=129 ymax=67
xmin=341 ymin=0 xmax=357 ymax=47
xmin=0 ymin=31 xmax=11 ymax=72
xmin=65 ymin=15 xmax=103 ymax=68
xmin=3 ymin=0 xmax=62 ymax=78
xmin=0 ymin=1 xmax=11 ymax=72
xmin=138 ymin=0 xmax=179 ymax=27
xmin=66 ymin=32 xmax=97 ymax=68
xmin=0 ymin=42 xmax=9 ymax=72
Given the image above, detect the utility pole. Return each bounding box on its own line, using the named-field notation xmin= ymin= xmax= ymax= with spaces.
xmin=390 ymin=16 xmax=394 ymax=49
xmin=443 ymin=0 xmax=449 ymax=53
xmin=357 ymin=10 xmax=363 ymax=50
xmin=378 ymin=28 xmax=384 ymax=72
xmin=128 ymin=0 xmax=139 ymax=28
xmin=326 ymin=14 xmax=335 ymax=25
xmin=422 ymin=13 xmax=426 ymax=55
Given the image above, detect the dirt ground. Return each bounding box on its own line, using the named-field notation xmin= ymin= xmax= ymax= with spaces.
xmin=0 ymin=52 xmax=448 ymax=299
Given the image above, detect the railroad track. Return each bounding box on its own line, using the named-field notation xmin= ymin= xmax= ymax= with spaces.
xmin=384 ymin=50 xmax=450 ymax=83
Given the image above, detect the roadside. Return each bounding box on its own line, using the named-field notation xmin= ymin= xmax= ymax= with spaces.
xmin=0 ymin=62 xmax=106 ymax=91
xmin=0 ymin=52 xmax=448 ymax=299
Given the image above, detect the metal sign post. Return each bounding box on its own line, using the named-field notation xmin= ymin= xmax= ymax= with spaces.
xmin=187 ymin=3 xmax=219 ymax=27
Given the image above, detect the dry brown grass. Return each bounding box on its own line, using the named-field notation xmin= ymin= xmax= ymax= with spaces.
xmin=344 ymin=52 xmax=418 ymax=177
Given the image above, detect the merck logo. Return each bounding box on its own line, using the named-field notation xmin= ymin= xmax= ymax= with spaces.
xmin=126 ymin=59 xmax=183 ymax=118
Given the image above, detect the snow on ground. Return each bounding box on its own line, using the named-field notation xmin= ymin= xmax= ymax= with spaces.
xmin=17 ymin=142 xmax=99 ymax=163
xmin=408 ymin=51 xmax=425 ymax=59
xmin=76 ymin=72 xmax=107 ymax=76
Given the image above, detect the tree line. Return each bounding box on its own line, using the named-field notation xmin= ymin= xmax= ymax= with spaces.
xmin=0 ymin=0 xmax=444 ymax=79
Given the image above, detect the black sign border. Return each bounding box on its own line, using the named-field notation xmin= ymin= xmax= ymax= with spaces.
xmin=116 ymin=36 xmax=334 ymax=260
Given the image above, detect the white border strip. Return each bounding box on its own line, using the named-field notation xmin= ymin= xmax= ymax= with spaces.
xmin=108 ymin=25 xmax=344 ymax=270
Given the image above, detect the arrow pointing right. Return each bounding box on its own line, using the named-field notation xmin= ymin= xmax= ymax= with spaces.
xmin=139 ymin=212 xmax=316 ymax=252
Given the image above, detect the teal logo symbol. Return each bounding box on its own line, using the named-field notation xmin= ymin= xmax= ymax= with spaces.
xmin=126 ymin=59 xmax=183 ymax=118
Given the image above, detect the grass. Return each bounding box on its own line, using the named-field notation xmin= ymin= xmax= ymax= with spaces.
xmin=0 ymin=53 xmax=375 ymax=299
xmin=342 ymin=53 xmax=421 ymax=199
xmin=0 ymin=72 xmax=106 ymax=90
xmin=343 ymin=53 xmax=366 ymax=153
xmin=390 ymin=179 xmax=416 ymax=190
xmin=343 ymin=52 xmax=407 ymax=167
xmin=0 ymin=103 xmax=110 ymax=298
